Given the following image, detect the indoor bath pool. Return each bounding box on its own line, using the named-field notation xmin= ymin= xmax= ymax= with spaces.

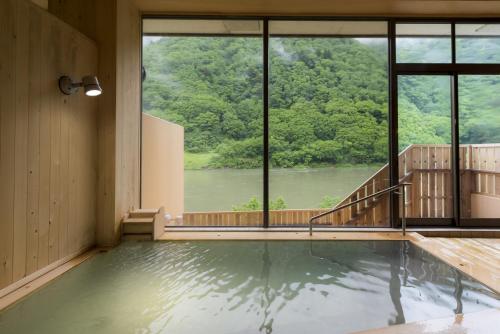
xmin=0 ymin=241 xmax=498 ymax=334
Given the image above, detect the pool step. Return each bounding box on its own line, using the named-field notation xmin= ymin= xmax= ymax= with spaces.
xmin=121 ymin=207 xmax=167 ymax=241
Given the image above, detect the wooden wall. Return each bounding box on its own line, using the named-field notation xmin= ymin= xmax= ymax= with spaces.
xmin=30 ymin=0 xmax=48 ymax=10
xmin=0 ymin=0 xmax=98 ymax=290
xmin=94 ymin=0 xmax=118 ymax=247
xmin=48 ymin=0 xmax=142 ymax=247
xmin=115 ymin=0 xmax=142 ymax=242
xmin=134 ymin=0 xmax=500 ymax=17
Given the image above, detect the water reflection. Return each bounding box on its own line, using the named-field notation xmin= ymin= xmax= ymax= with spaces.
xmin=0 ymin=241 xmax=498 ymax=334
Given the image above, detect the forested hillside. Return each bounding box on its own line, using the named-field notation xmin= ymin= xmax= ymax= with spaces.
xmin=142 ymin=36 xmax=500 ymax=169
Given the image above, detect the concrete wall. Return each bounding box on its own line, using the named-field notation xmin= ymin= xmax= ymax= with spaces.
xmin=141 ymin=114 xmax=184 ymax=220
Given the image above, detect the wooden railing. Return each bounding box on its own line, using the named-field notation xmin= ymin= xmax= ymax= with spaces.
xmin=399 ymin=144 xmax=454 ymax=219
xmin=175 ymin=143 xmax=500 ymax=227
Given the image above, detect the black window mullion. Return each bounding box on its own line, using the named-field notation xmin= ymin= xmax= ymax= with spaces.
xmin=263 ymin=19 xmax=270 ymax=228
xmin=451 ymin=22 xmax=456 ymax=64
xmin=451 ymin=73 xmax=461 ymax=226
xmin=388 ymin=20 xmax=399 ymax=227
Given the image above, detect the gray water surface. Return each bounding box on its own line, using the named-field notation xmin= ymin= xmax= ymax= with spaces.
xmin=185 ymin=166 xmax=381 ymax=211
xmin=0 ymin=241 xmax=498 ymax=334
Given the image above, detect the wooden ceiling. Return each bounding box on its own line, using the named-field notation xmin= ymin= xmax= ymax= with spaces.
xmin=133 ymin=0 xmax=500 ymax=17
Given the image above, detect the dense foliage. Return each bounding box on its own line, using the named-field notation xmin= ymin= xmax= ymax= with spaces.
xmin=143 ymin=36 xmax=500 ymax=169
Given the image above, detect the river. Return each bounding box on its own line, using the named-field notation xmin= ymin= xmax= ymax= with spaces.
xmin=185 ymin=166 xmax=381 ymax=211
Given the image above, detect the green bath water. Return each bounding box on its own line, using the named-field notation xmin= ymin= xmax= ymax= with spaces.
xmin=0 ymin=241 xmax=498 ymax=334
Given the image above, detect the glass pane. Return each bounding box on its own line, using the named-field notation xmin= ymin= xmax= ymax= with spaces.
xmin=456 ymin=24 xmax=500 ymax=63
xmin=141 ymin=19 xmax=264 ymax=226
xmin=459 ymin=75 xmax=500 ymax=219
xmin=269 ymin=21 xmax=389 ymax=227
xmin=398 ymin=76 xmax=453 ymax=219
xmin=269 ymin=21 xmax=387 ymax=36
xmin=396 ymin=24 xmax=451 ymax=63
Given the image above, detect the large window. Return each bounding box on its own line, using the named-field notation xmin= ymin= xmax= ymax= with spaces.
xmin=141 ymin=18 xmax=500 ymax=228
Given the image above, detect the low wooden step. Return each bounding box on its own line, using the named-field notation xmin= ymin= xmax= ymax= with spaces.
xmin=123 ymin=217 xmax=154 ymax=224
xmin=122 ymin=217 xmax=154 ymax=234
xmin=129 ymin=209 xmax=159 ymax=219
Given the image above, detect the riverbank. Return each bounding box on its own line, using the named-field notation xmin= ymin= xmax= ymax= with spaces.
xmin=185 ymin=165 xmax=382 ymax=211
xmin=185 ymin=152 xmax=382 ymax=170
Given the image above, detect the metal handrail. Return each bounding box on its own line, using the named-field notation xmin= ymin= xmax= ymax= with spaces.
xmin=309 ymin=183 xmax=411 ymax=236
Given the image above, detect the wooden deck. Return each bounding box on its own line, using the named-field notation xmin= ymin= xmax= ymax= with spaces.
xmin=354 ymin=308 xmax=500 ymax=334
xmin=409 ymin=235 xmax=500 ymax=294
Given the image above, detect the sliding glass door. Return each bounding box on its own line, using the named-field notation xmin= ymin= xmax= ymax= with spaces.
xmin=398 ymin=75 xmax=453 ymax=222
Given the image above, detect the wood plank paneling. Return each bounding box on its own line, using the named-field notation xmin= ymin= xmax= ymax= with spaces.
xmin=12 ymin=0 xmax=30 ymax=282
xmin=37 ymin=12 xmax=54 ymax=270
xmin=135 ymin=0 xmax=500 ymax=17
xmin=115 ymin=0 xmax=141 ymax=242
xmin=26 ymin=5 xmax=42 ymax=275
xmin=48 ymin=0 xmax=141 ymax=247
xmin=0 ymin=0 xmax=98 ymax=290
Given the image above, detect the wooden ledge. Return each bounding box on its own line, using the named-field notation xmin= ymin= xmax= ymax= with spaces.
xmin=354 ymin=308 xmax=500 ymax=334
xmin=158 ymin=231 xmax=415 ymax=241
xmin=0 ymin=248 xmax=98 ymax=312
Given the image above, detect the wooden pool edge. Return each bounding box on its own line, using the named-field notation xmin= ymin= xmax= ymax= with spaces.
xmin=158 ymin=230 xmax=415 ymax=241
xmin=353 ymin=308 xmax=500 ymax=334
xmin=0 ymin=247 xmax=100 ymax=312
xmin=408 ymin=234 xmax=500 ymax=295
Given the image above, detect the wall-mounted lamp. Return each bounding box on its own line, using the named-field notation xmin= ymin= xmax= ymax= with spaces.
xmin=59 ymin=75 xmax=102 ymax=96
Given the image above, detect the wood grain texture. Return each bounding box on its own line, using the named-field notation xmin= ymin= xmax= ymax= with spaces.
xmin=0 ymin=247 xmax=97 ymax=311
xmin=409 ymin=234 xmax=500 ymax=294
xmin=13 ymin=0 xmax=30 ymax=283
xmin=160 ymin=231 xmax=414 ymax=241
xmin=95 ymin=0 xmax=118 ymax=247
xmin=134 ymin=0 xmax=500 ymax=16
xmin=354 ymin=308 xmax=500 ymax=334
xmin=92 ymin=0 xmax=141 ymax=247
xmin=0 ymin=0 xmax=17 ymax=288
xmin=115 ymin=0 xmax=141 ymax=243
xmin=0 ymin=0 xmax=98 ymax=290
